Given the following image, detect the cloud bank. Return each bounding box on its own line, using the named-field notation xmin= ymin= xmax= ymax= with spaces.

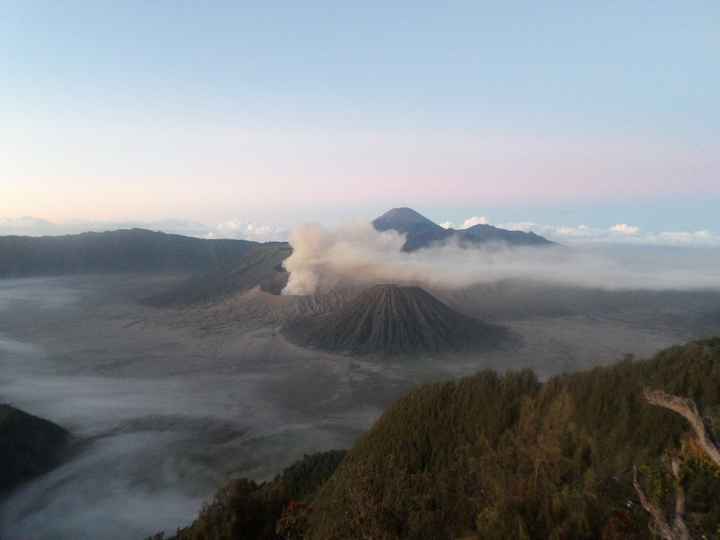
xmin=282 ymin=222 xmax=720 ymax=295
xmin=504 ymin=222 xmax=719 ymax=246
xmin=2 ymin=215 xmax=717 ymax=247
xmin=204 ymin=221 xmax=289 ymax=242
xmin=438 ymin=215 xmax=720 ymax=247
xmin=439 ymin=216 xmax=490 ymax=230
xmin=609 ymin=223 xmax=640 ymax=236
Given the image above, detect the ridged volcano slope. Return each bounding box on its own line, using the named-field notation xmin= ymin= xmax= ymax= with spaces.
xmin=283 ymin=284 xmax=510 ymax=355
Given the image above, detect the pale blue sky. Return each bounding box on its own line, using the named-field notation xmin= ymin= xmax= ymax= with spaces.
xmin=1 ymin=1 xmax=718 ymax=236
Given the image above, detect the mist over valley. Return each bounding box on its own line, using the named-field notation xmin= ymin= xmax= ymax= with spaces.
xmin=1 ymin=209 xmax=719 ymax=538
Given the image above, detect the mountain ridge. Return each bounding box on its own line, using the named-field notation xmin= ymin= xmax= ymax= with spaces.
xmin=156 ymin=338 xmax=720 ymax=540
xmin=0 ymin=228 xmax=277 ymax=278
xmin=306 ymin=338 xmax=720 ymax=539
xmin=372 ymin=207 xmax=553 ymax=251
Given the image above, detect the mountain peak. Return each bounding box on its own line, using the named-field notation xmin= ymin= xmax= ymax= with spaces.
xmin=372 ymin=207 xmax=553 ymax=251
xmin=372 ymin=208 xmax=441 ymax=233
xmin=372 ymin=208 xmax=449 ymax=251
xmin=378 ymin=207 xmax=427 ymax=219
xmin=284 ymin=284 xmax=509 ymax=355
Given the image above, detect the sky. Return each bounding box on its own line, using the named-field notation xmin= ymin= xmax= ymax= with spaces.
xmin=1 ymin=1 xmax=718 ymax=243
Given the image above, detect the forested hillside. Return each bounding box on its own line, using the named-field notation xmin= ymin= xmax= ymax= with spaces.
xmin=160 ymin=451 xmax=346 ymax=540
xmin=309 ymin=339 xmax=720 ymax=539
xmin=153 ymin=339 xmax=720 ymax=539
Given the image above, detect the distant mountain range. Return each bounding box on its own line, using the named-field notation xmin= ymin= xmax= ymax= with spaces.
xmin=0 ymin=228 xmax=264 ymax=278
xmin=373 ymin=207 xmax=553 ymax=251
xmin=0 ymin=208 xmax=552 ymax=280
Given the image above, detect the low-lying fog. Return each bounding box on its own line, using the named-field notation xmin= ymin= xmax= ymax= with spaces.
xmin=0 ymin=277 xmax=388 ymax=539
xmin=1 ymin=254 xmax=719 ymax=538
xmin=282 ymin=222 xmax=720 ymax=294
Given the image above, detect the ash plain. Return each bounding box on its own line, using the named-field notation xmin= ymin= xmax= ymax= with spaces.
xmin=0 ymin=274 xmax=718 ymax=539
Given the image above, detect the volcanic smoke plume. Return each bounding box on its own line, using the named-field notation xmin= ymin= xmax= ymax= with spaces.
xmin=282 ymin=222 xmax=720 ymax=295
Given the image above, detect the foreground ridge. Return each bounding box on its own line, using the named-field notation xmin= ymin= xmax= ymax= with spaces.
xmin=158 ymin=338 xmax=720 ymax=540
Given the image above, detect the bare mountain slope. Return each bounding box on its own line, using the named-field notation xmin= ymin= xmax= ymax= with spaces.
xmin=283 ymin=284 xmax=511 ymax=355
xmin=144 ymin=242 xmax=291 ymax=307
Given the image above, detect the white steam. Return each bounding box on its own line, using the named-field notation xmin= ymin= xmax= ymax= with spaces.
xmin=282 ymin=222 xmax=720 ymax=295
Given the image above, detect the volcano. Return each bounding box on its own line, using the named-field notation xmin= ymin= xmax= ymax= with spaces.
xmin=372 ymin=207 xmax=553 ymax=251
xmin=283 ymin=284 xmax=511 ymax=355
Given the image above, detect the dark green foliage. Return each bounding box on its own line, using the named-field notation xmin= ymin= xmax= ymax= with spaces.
xmin=175 ymin=479 xmax=284 ymax=540
xmin=273 ymin=450 xmax=347 ymax=502
xmin=170 ymin=451 xmax=345 ymax=540
xmin=276 ymin=501 xmax=312 ymax=540
xmin=306 ymin=339 xmax=720 ymax=540
xmin=0 ymin=404 xmax=70 ymax=495
xmin=162 ymin=339 xmax=720 ymax=540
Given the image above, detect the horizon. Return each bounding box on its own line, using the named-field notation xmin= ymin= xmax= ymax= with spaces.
xmin=3 ymin=5 xmax=720 ymax=537
xmin=2 ymin=2 xmax=718 ymax=244
xmin=1 ymin=205 xmax=719 ymax=247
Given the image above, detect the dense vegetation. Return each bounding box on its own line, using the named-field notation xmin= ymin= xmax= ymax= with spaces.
xmin=0 ymin=404 xmax=70 ymax=495
xmin=157 ymin=451 xmax=346 ymax=540
xmin=308 ymin=339 xmax=720 ymax=539
xmin=153 ymin=339 xmax=720 ymax=539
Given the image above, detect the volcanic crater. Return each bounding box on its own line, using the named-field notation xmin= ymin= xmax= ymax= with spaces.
xmin=283 ymin=284 xmax=512 ymax=355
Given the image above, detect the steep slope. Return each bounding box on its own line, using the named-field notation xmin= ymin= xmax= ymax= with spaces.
xmin=283 ymin=284 xmax=510 ymax=355
xmin=306 ymin=338 xmax=720 ymax=540
xmin=158 ymin=339 xmax=720 ymax=540
xmin=0 ymin=229 xmax=264 ymax=277
xmin=372 ymin=207 xmax=452 ymax=251
xmin=144 ymin=242 xmax=291 ymax=306
xmin=0 ymin=405 xmax=70 ymax=495
xmin=165 ymin=451 xmax=346 ymax=540
xmin=372 ymin=207 xmax=553 ymax=251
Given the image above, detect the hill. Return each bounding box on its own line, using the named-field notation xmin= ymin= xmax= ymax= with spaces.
xmin=0 ymin=229 xmax=267 ymax=277
xmin=307 ymin=338 xmax=720 ymax=539
xmin=372 ymin=208 xmax=453 ymax=251
xmin=372 ymin=207 xmax=553 ymax=251
xmin=159 ymin=451 xmax=346 ymax=540
xmin=144 ymin=242 xmax=291 ymax=307
xmin=155 ymin=338 xmax=720 ymax=540
xmin=0 ymin=405 xmax=70 ymax=496
xmin=282 ymin=284 xmax=511 ymax=355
